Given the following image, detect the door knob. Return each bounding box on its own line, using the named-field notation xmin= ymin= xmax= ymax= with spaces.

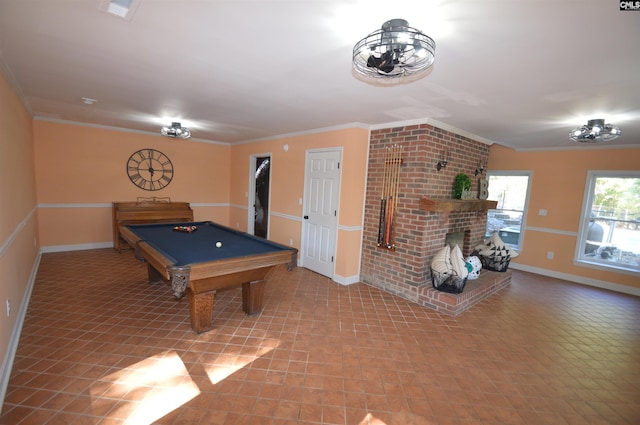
xmin=303 ymin=215 xmax=309 ymax=219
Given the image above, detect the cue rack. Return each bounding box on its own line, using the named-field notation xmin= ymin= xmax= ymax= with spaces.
xmin=377 ymin=144 xmax=403 ymax=250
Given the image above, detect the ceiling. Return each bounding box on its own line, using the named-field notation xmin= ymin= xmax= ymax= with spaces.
xmin=1 ymin=0 xmax=639 ymax=150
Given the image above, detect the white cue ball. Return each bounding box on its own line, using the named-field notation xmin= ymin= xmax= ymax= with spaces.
xmin=215 ymin=241 xmax=222 ymax=248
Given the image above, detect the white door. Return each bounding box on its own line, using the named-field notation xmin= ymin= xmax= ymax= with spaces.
xmin=302 ymin=149 xmax=341 ymax=278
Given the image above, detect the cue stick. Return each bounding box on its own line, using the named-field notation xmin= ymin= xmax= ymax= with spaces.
xmin=392 ymin=148 xmax=400 ymax=246
xmin=385 ymin=194 xmax=393 ymax=247
xmin=384 ymin=146 xmax=397 ymax=247
xmin=386 ymin=145 xmax=402 ymax=248
xmin=378 ymin=146 xmax=389 ymax=246
xmin=382 ymin=148 xmax=389 ymax=246
xmin=385 ymin=146 xmax=395 ymax=246
xmin=390 ymin=146 xmax=403 ymax=247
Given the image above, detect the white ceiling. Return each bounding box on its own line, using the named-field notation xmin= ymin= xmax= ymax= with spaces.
xmin=1 ymin=0 xmax=639 ymax=150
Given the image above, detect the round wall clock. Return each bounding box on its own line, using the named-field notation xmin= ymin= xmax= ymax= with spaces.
xmin=126 ymin=148 xmax=174 ymax=191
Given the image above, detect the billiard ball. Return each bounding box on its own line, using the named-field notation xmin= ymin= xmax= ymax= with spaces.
xmin=215 ymin=241 xmax=222 ymax=248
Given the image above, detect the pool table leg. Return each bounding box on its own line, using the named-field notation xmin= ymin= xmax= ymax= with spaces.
xmin=242 ymin=279 xmax=266 ymax=315
xmin=188 ymin=288 xmax=216 ymax=334
xmin=147 ymin=263 xmax=165 ymax=284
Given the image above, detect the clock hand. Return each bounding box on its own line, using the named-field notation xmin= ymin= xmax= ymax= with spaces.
xmin=146 ymin=152 xmax=155 ymax=178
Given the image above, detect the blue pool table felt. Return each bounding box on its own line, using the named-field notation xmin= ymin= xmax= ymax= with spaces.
xmin=124 ymin=221 xmax=291 ymax=266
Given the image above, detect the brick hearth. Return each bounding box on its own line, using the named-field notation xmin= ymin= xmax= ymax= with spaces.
xmin=419 ymin=270 xmax=512 ymax=316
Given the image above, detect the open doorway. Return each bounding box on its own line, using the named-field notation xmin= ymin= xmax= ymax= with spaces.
xmin=253 ymin=156 xmax=270 ymax=239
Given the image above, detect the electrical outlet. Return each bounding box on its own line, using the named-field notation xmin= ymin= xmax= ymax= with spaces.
xmin=6 ymin=299 xmax=10 ymax=317
xmin=547 ymin=251 xmax=554 ymax=260
xmin=289 ymin=239 xmax=293 ymax=246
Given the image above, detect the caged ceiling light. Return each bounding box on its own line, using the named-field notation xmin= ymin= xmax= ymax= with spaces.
xmin=569 ymin=119 xmax=621 ymax=143
xmin=161 ymin=122 xmax=191 ymax=139
xmin=352 ymin=19 xmax=435 ymax=82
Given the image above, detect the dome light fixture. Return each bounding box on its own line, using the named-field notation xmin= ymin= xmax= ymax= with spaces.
xmin=569 ymin=119 xmax=621 ymax=143
xmin=352 ymin=19 xmax=435 ymax=83
xmin=161 ymin=122 xmax=191 ymax=139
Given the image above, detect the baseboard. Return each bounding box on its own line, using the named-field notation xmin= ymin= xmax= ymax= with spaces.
xmin=0 ymin=252 xmax=41 ymax=412
xmin=509 ymin=262 xmax=640 ymax=297
xmin=41 ymin=242 xmax=113 ymax=253
xmin=332 ymin=273 xmax=360 ymax=286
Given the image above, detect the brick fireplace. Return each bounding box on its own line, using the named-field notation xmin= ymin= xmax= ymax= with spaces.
xmin=360 ymin=123 xmax=511 ymax=314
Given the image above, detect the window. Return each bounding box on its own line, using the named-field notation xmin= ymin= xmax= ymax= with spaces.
xmin=576 ymin=171 xmax=640 ymax=274
xmin=485 ymin=172 xmax=532 ymax=251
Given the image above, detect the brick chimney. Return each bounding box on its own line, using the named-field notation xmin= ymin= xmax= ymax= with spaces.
xmin=360 ymin=124 xmax=491 ymax=304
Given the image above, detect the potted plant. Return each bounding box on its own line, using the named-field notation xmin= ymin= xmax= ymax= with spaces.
xmin=453 ymin=173 xmax=472 ymax=199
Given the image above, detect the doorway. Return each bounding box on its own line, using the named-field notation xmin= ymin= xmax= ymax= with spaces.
xmin=252 ymin=156 xmax=270 ymax=239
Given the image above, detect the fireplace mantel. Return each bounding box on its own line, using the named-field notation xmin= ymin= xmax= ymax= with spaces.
xmin=419 ymin=197 xmax=498 ymax=213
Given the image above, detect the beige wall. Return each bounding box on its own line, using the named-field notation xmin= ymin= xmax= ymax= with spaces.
xmin=229 ymin=128 xmax=370 ymax=282
xmin=489 ymin=144 xmax=640 ymax=291
xmin=32 ymin=121 xmax=369 ymax=282
xmin=33 ymin=121 xmax=231 ymax=247
xmin=0 ymin=71 xmax=40 ymax=394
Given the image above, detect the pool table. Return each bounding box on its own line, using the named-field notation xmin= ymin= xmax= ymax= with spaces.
xmin=119 ymin=221 xmax=298 ymax=333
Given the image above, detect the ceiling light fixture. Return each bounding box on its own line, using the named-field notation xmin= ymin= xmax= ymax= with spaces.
xmin=99 ymin=0 xmax=140 ymax=20
xmin=161 ymin=122 xmax=191 ymax=139
xmin=352 ymin=19 xmax=435 ymax=82
xmin=569 ymin=119 xmax=622 ymax=143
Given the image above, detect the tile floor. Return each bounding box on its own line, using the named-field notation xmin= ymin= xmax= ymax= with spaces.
xmin=1 ymin=248 xmax=639 ymax=425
